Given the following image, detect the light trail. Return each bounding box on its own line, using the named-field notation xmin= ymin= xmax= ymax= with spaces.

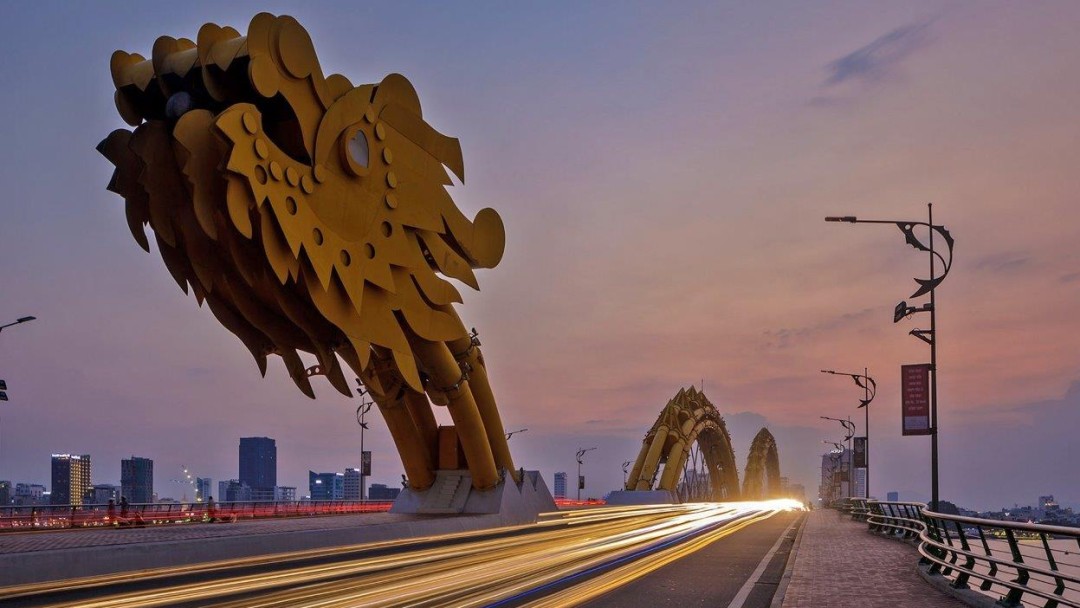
xmin=6 ymin=499 xmax=803 ymax=608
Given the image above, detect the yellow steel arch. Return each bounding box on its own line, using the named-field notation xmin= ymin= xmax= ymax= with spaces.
xmin=742 ymin=428 xmax=782 ymax=499
xmin=624 ymin=387 xmax=740 ymax=501
xmin=98 ymin=14 xmax=515 ymax=492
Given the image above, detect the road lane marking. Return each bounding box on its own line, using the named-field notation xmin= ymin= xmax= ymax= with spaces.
xmin=725 ymin=516 xmax=800 ymax=608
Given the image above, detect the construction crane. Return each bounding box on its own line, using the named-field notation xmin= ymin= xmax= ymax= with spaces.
xmin=169 ymin=465 xmax=201 ymax=503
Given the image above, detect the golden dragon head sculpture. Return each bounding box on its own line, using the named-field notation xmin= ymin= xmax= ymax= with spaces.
xmin=99 ymin=13 xmax=505 ymax=402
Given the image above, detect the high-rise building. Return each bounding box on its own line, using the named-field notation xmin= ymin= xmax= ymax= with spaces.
xmin=274 ymin=486 xmax=296 ymax=501
xmin=91 ymin=484 xmax=120 ymax=504
xmin=819 ymin=449 xmax=867 ymax=499
xmin=309 ymin=471 xmax=344 ymax=500
xmin=0 ymin=481 xmax=10 ymax=506
xmin=553 ymin=472 xmax=567 ymax=499
xmin=121 ymin=456 xmax=154 ymax=504
xmin=196 ymin=477 xmax=212 ymax=503
xmin=51 ymin=454 xmax=92 ymax=505
xmin=219 ymin=479 xmax=252 ymax=502
xmin=239 ymin=437 xmax=277 ymax=497
xmin=343 ymin=468 xmax=362 ymax=500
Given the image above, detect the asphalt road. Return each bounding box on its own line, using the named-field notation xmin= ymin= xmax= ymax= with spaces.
xmin=581 ymin=509 xmax=803 ymax=608
xmin=1 ymin=501 xmax=804 ymax=608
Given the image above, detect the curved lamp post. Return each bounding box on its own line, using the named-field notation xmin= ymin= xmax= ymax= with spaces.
xmin=505 ymin=428 xmax=528 ymax=440
xmin=354 ymin=379 xmax=373 ymax=500
xmin=826 ymin=205 xmax=954 ymax=509
xmin=0 ymin=315 xmax=35 ymax=470
xmin=0 ymin=316 xmax=36 ymax=334
xmin=576 ymin=447 xmax=596 ymax=501
xmin=822 ymin=369 xmax=876 ymax=499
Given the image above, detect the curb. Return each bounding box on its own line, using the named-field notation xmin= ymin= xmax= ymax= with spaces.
xmin=916 ymin=562 xmax=1002 ymax=608
xmin=769 ymin=511 xmax=807 ymax=608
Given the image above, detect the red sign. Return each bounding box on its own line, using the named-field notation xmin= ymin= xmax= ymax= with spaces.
xmin=901 ymin=364 xmax=932 ymax=436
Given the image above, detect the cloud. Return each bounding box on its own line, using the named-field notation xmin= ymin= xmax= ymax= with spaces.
xmin=1059 ymin=271 xmax=1080 ymax=284
xmin=810 ymin=18 xmax=935 ymax=107
xmin=823 ymin=20 xmax=934 ymax=87
xmin=972 ymin=251 xmax=1032 ymax=274
xmin=762 ymin=307 xmax=877 ymax=349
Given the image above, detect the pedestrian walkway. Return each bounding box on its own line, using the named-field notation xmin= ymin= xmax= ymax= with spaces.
xmin=781 ymin=509 xmax=966 ymax=608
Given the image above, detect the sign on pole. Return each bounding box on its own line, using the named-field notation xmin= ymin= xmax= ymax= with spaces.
xmin=853 ymin=437 xmax=867 ymax=467
xmin=361 ymin=451 xmax=372 ymax=476
xmin=901 ymin=363 xmax=933 ymax=436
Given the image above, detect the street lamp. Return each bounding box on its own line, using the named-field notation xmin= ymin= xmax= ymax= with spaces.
xmin=505 ymin=428 xmax=528 ymax=440
xmin=622 ymin=460 xmax=632 ymax=487
xmin=826 ymin=205 xmax=953 ymax=510
xmin=822 ymin=369 xmax=876 ymax=499
xmin=576 ymin=447 xmax=596 ymax=501
xmin=821 ymin=416 xmax=855 ymax=498
xmin=0 ymin=316 xmax=36 ymax=333
xmin=0 ymin=315 xmax=36 ymax=471
xmin=354 ymin=379 xmax=373 ymax=501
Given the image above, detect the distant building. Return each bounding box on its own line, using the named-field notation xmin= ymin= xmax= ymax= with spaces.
xmin=344 ymin=468 xmax=362 ymax=500
xmin=121 ymin=455 xmax=154 ymax=504
xmin=51 ymin=454 xmax=92 ymax=505
xmin=368 ymin=483 xmax=400 ymax=500
xmin=815 ymin=449 xmax=868 ymax=501
xmin=219 ymin=479 xmax=252 ymax=502
xmin=887 ymin=491 xmax=899 ymax=502
xmin=274 ymin=486 xmax=296 ymax=501
xmin=0 ymin=481 xmax=10 ymax=506
xmin=250 ymin=487 xmax=275 ymax=501
xmin=14 ymin=483 xmax=46 ymax=506
xmin=553 ymin=472 xmax=567 ymax=499
xmin=91 ymin=484 xmax=120 ymax=504
xmin=309 ymin=471 xmax=344 ymax=500
xmin=239 ymin=437 xmax=277 ymax=498
xmin=196 ymin=477 xmax=212 ymax=503
xmin=787 ymin=483 xmax=806 ymax=502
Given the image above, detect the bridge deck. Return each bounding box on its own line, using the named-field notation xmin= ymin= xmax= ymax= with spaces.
xmin=781 ymin=508 xmax=966 ymax=608
xmin=0 ymin=512 xmax=415 ymax=555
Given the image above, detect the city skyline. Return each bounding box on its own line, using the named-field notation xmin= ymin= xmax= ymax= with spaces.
xmin=2 ymin=1 xmax=1080 ymax=511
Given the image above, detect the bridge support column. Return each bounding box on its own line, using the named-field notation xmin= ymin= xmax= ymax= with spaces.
xmin=635 ymin=427 xmax=669 ymax=490
xmin=658 ymin=439 xmax=686 ymax=491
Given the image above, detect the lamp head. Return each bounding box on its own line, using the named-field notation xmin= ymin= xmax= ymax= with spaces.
xmin=894 ymin=301 xmax=918 ymax=323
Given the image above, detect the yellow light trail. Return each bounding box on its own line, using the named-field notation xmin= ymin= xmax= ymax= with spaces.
xmin=7 ymin=499 xmax=803 ymax=608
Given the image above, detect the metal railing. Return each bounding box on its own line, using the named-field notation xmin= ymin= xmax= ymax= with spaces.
xmin=867 ymin=500 xmax=1080 ymax=608
xmin=0 ymin=499 xmax=394 ymax=532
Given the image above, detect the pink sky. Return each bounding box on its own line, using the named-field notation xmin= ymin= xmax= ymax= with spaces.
xmin=0 ymin=2 xmax=1078 ymax=509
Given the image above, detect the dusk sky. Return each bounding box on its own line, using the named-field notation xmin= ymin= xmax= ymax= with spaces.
xmin=1 ymin=1 xmax=1078 ymax=511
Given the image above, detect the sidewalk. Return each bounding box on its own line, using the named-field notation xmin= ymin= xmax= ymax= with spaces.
xmin=781 ymin=509 xmax=966 ymax=608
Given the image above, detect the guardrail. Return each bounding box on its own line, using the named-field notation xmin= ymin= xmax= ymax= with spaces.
xmin=866 ymin=500 xmax=1080 ymax=608
xmin=0 ymin=499 xmax=394 ymax=532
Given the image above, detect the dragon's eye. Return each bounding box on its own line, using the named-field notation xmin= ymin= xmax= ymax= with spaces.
xmin=347 ymin=129 xmax=369 ymax=169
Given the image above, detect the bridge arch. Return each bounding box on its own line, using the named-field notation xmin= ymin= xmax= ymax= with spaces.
xmin=624 ymin=387 xmax=740 ymax=501
xmin=742 ymin=428 xmax=781 ymax=499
